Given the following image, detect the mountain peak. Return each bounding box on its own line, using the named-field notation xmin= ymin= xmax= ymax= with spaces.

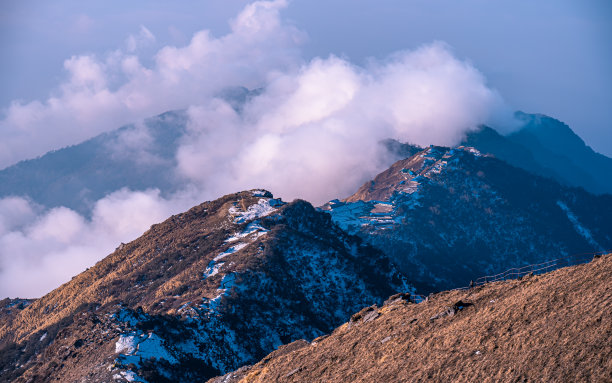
xmin=324 ymin=146 xmax=612 ymax=293
xmin=343 ymin=145 xmax=486 ymax=203
xmin=464 ymin=113 xmax=612 ymax=195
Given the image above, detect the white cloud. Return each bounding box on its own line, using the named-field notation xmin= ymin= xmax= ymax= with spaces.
xmin=0 ymin=197 xmax=39 ymax=235
xmin=176 ymin=42 xmax=512 ymax=204
xmin=0 ymin=189 xmax=198 ymax=298
xmin=0 ymin=0 xmax=300 ymax=170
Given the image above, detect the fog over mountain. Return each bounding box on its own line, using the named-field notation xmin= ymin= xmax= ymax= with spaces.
xmin=0 ymin=0 xmax=528 ymax=298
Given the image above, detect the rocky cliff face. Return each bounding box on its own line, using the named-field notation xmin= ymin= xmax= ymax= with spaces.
xmin=323 ymin=146 xmax=612 ymax=293
xmin=0 ymin=190 xmax=410 ymax=382
xmin=213 ymin=252 xmax=612 ymax=383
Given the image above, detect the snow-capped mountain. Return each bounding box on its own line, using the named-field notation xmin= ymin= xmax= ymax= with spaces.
xmin=0 ymin=190 xmax=410 ymax=382
xmin=323 ymin=145 xmax=612 ymax=293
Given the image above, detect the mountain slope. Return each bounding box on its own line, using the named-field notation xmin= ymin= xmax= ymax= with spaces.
xmin=0 ymin=87 xmax=260 ymax=215
xmin=0 ymin=190 xmax=410 ymax=382
xmin=0 ymin=110 xmax=188 ymax=215
xmin=323 ymin=146 xmax=612 ymax=293
xmin=464 ymin=112 xmax=612 ymax=195
xmin=213 ymin=252 xmax=612 ymax=383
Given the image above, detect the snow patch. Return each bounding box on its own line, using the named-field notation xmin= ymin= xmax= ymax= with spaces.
xmin=218 ymin=273 xmax=237 ymax=292
xmin=204 ymin=243 xmax=248 ymax=279
xmin=457 ymin=146 xmax=483 ymax=157
xmin=557 ymin=200 xmax=604 ymax=251
xmin=229 ymin=199 xmax=281 ymax=223
xmin=113 ymin=370 xmax=144 ymax=382
xmin=115 ymin=335 xmax=138 ymax=354
xmin=251 ymin=190 xmax=270 ymax=197
xmin=215 ymin=243 xmax=248 ymax=262
xmin=133 ymin=333 xmax=178 ymax=364
xmin=226 ymin=221 xmax=269 ymax=242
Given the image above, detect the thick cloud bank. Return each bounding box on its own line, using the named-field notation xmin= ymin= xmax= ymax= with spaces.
xmin=177 ymin=45 xmax=510 ymax=203
xmin=0 ymin=0 xmax=515 ymax=298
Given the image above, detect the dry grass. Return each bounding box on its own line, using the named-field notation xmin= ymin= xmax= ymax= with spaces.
xmin=0 ymin=191 xmax=255 ymax=348
xmin=216 ymin=253 xmax=612 ymax=383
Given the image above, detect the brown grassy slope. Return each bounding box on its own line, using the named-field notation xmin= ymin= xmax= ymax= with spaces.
xmin=214 ymin=253 xmax=612 ymax=383
xmin=0 ymin=191 xmax=259 ymax=344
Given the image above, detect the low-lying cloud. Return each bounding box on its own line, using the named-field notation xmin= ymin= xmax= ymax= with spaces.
xmin=0 ymin=189 xmax=198 ymax=298
xmin=0 ymin=0 xmax=517 ymax=298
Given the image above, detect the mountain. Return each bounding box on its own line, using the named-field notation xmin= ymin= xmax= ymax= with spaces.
xmin=2 ymin=107 xmax=608 ymax=217
xmin=323 ymin=145 xmax=612 ymax=293
xmin=464 ymin=112 xmax=612 ymax=195
xmin=0 ymin=110 xmax=188 ymax=215
xmin=0 ymin=87 xmax=261 ymax=215
xmin=0 ymin=190 xmax=410 ymax=382
xmin=213 ymin=252 xmax=612 ymax=382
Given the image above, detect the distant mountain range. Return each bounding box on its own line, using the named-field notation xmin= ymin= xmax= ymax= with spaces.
xmin=0 ymin=109 xmax=610 ymax=216
xmin=0 ymin=87 xmax=260 ymax=215
xmin=0 ymin=110 xmax=189 ymax=215
xmin=465 ymin=112 xmax=612 ymax=195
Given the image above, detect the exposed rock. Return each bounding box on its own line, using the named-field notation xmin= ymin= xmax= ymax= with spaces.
xmin=429 ymin=300 xmax=473 ymax=321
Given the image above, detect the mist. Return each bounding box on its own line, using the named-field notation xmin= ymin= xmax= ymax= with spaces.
xmin=0 ymin=0 xmax=516 ymax=298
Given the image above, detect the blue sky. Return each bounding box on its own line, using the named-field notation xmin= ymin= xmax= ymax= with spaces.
xmin=1 ymin=0 xmax=611 ymax=156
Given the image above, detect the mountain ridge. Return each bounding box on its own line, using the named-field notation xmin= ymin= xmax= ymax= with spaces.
xmin=324 ymin=145 xmax=612 ymax=293
xmin=0 ymin=190 xmax=411 ymax=382
xmin=465 ymin=112 xmax=612 ymax=195
xmin=211 ymin=252 xmax=612 ymax=383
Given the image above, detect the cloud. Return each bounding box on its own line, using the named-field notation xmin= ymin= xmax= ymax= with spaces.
xmin=176 ymin=43 xmax=512 ymax=204
xmin=0 ymin=189 xmax=198 ymax=298
xmin=126 ymin=25 xmax=156 ymax=52
xmin=0 ymin=0 xmax=301 ymax=170
xmin=0 ymin=0 xmax=517 ymax=298
xmin=0 ymin=197 xmax=39 ymax=235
